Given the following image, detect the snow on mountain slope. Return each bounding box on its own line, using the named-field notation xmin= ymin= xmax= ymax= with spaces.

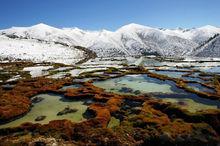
xmin=119 ymin=24 xmax=197 ymax=56
xmin=163 ymin=25 xmax=220 ymax=44
xmin=0 ymin=36 xmax=84 ymax=64
xmin=189 ymin=25 xmax=220 ymax=44
xmin=0 ymin=23 xmax=220 ymax=58
xmin=193 ymin=34 xmax=220 ymax=57
xmin=0 ymin=23 xmax=79 ymax=46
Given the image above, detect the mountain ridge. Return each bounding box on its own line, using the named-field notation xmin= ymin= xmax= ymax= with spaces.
xmin=1 ymin=23 xmax=220 ymax=58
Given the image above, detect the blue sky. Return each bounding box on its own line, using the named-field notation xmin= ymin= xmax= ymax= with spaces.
xmin=0 ymin=0 xmax=219 ymax=30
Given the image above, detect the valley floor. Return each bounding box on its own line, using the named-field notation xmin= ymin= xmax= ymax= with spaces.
xmin=0 ymin=57 xmax=220 ymax=145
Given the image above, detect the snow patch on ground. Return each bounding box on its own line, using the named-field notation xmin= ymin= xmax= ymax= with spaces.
xmin=6 ymin=75 xmax=21 ymax=82
xmin=69 ymin=68 xmax=106 ymax=77
xmin=23 ymin=66 xmax=53 ymax=77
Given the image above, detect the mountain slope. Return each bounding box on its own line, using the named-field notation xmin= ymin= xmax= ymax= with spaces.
xmin=193 ymin=34 xmax=220 ymax=57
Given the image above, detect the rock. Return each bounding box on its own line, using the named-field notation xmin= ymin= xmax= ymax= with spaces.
xmin=31 ymin=96 xmax=44 ymax=104
xmin=175 ymin=135 xmax=185 ymax=143
xmin=57 ymin=106 xmax=78 ymax=116
xmin=159 ymin=132 xmax=172 ymax=142
xmin=30 ymin=137 xmax=58 ymax=146
xmin=119 ymin=87 xmax=133 ymax=93
xmin=121 ymin=105 xmax=130 ymax=111
xmin=33 ymin=141 xmax=46 ymax=146
xmin=177 ymin=101 xmax=187 ymax=106
xmin=83 ymin=109 xmax=96 ymax=119
xmin=2 ymin=84 xmax=15 ymax=90
xmin=126 ymin=100 xmax=142 ymax=107
xmin=83 ymin=100 xmax=94 ymax=105
xmin=133 ymin=90 xmax=141 ymax=95
xmin=131 ymin=107 xmax=142 ymax=114
xmin=35 ymin=115 xmax=46 ymax=121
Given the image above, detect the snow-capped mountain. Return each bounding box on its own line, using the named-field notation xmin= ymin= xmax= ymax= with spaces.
xmin=0 ymin=23 xmax=220 ymax=60
xmin=1 ymin=23 xmax=79 ymax=45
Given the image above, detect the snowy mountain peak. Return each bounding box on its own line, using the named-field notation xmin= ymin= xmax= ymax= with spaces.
xmin=117 ymin=23 xmax=153 ymax=32
xmin=31 ymin=23 xmax=52 ymax=28
xmin=29 ymin=23 xmax=61 ymax=32
xmin=122 ymin=23 xmax=146 ymax=28
xmin=1 ymin=23 xmax=56 ymax=32
xmin=199 ymin=25 xmax=219 ymax=30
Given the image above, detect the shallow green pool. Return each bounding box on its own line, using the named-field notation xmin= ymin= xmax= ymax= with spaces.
xmin=94 ymin=75 xmax=173 ymax=94
xmin=94 ymin=74 xmax=220 ymax=112
xmin=0 ymin=94 xmax=88 ymax=128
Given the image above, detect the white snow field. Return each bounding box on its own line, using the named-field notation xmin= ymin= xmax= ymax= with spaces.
xmin=0 ymin=36 xmax=84 ymax=64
